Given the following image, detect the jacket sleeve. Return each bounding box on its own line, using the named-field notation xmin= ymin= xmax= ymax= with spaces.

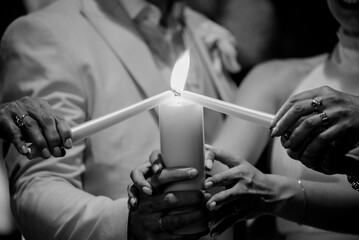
xmin=0 ymin=15 xmax=129 ymax=240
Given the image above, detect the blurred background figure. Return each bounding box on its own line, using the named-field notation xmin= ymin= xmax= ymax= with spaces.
xmin=187 ymin=0 xmax=339 ymax=84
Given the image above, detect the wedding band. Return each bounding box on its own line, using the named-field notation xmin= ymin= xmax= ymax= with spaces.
xmin=319 ymin=112 xmax=329 ymax=126
xmin=311 ymin=97 xmax=323 ymax=112
xmin=15 ymin=114 xmax=29 ymax=128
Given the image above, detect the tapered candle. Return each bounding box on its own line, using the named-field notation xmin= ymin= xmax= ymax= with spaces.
xmin=28 ymin=91 xmax=172 ymax=158
xmin=182 ymin=90 xmax=274 ymax=128
xmin=71 ymin=91 xmax=172 ymax=142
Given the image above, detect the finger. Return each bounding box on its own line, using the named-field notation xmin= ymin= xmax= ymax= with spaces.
xmin=272 ymin=99 xmax=314 ymax=137
xmin=54 ymin=114 xmax=72 ymax=149
xmin=217 ymin=40 xmax=241 ymax=73
xmin=21 ymin=115 xmax=51 ymax=159
xmin=271 ymin=89 xmax=316 ymax=130
xmin=206 ymin=147 xmax=239 ymax=168
xmin=130 ymin=161 xmax=153 ymax=195
xmin=204 ymin=149 xmax=215 ymax=171
xmin=149 ymin=150 xmax=163 ymax=174
xmin=204 ymin=167 xmax=240 ymax=191
xmin=32 ymin=113 xmax=64 ymax=157
xmin=299 ymin=125 xmax=347 ymax=164
xmin=162 ymin=208 xmax=209 ymax=232
xmin=127 ymin=184 xmax=139 ymax=210
xmin=144 ymin=190 xmax=205 ymax=212
xmin=286 ymin=113 xmax=323 ymax=150
xmin=206 ymin=185 xmax=242 ymax=211
xmin=3 ymin=119 xmax=29 ymax=155
xmin=150 ymin=167 xmax=199 ymax=189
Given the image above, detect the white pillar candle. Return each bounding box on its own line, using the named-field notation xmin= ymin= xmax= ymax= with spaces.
xmin=159 ymin=94 xmax=207 ymax=234
xmin=159 ymin=95 xmax=204 ymax=192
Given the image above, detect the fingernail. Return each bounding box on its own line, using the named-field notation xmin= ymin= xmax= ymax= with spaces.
xmin=130 ymin=197 xmax=137 ymax=208
xmin=209 ymin=201 xmax=216 ymax=211
xmin=205 ymin=159 xmax=213 ymax=170
xmin=204 ymin=181 xmax=213 ymax=189
xmin=26 ymin=148 xmax=32 ymax=159
xmin=53 ymin=147 xmax=62 ymax=157
xmin=188 ymin=169 xmax=198 ymax=179
xmin=21 ymin=145 xmax=29 ymax=154
xmin=153 ymin=164 xmax=160 ymax=174
xmin=65 ymin=138 xmax=72 ymax=149
xmin=271 ymin=127 xmax=279 ymax=137
xmin=142 ymin=186 xmax=152 ymax=195
xmin=283 ymin=140 xmax=291 ymax=149
xmin=42 ymin=148 xmax=51 ymax=158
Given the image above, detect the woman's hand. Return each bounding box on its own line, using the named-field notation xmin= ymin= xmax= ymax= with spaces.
xmin=270 ymin=86 xmax=359 ymax=175
xmin=204 ymin=146 xmax=273 ymax=237
xmin=0 ymin=96 xmax=72 ymax=159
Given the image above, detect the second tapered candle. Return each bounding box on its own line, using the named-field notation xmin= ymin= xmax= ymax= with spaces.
xmin=159 ymin=95 xmax=204 ymax=192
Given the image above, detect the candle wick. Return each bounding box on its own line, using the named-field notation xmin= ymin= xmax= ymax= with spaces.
xmin=172 ymin=90 xmax=181 ymax=96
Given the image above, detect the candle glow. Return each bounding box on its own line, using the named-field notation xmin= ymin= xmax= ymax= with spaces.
xmin=170 ymin=49 xmax=190 ymax=94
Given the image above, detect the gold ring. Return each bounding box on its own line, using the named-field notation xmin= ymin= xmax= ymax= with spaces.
xmin=311 ymin=97 xmax=323 ymax=112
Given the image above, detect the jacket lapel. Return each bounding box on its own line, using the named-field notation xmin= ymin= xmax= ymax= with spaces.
xmin=80 ymin=0 xmax=168 ymax=99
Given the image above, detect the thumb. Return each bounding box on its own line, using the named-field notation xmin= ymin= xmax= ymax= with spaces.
xmin=205 ymin=145 xmax=238 ymax=168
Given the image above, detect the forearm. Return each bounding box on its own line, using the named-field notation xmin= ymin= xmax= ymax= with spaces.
xmin=266 ymin=174 xmax=359 ymax=234
xmin=11 ymin=169 xmax=129 ymax=239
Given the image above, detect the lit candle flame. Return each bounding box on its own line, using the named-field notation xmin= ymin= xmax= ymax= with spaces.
xmin=170 ymin=49 xmax=190 ymax=95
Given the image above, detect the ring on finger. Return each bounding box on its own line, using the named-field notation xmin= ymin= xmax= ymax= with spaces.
xmin=319 ymin=112 xmax=329 ymax=126
xmin=311 ymin=97 xmax=323 ymax=112
xmin=15 ymin=114 xmax=29 ymax=128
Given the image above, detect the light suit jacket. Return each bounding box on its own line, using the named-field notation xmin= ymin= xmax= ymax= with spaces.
xmin=0 ymin=0 xmax=236 ymax=239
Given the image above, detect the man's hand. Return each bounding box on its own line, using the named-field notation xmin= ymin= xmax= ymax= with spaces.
xmin=0 ymin=96 xmax=72 ymax=159
xmin=127 ymin=150 xmax=210 ymax=240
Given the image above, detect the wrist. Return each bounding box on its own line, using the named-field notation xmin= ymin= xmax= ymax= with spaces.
xmin=263 ymin=175 xmax=305 ymax=223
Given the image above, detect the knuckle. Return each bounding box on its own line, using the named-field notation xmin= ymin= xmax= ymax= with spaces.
xmin=317 ymin=134 xmax=329 ymax=144
xmin=303 ymin=117 xmax=316 ymax=129
xmin=163 ymin=193 xmax=177 ymax=206
xmin=130 ymin=170 xmax=137 ymax=180
xmin=45 ymin=134 xmax=61 ymax=146
xmin=42 ymin=115 xmax=56 ymax=126
xmin=292 ymin=103 xmax=305 ymax=114
xmin=24 ymin=117 xmax=38 ymax=128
